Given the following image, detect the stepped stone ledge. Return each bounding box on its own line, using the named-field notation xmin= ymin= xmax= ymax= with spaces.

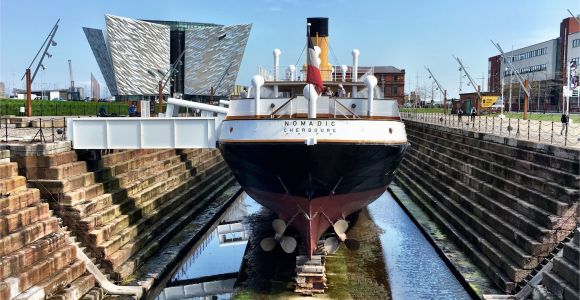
xmin=1 ymin=142 xmax=238 ymax=299
xmin=395 ymin=120 xmax=579 ymax=294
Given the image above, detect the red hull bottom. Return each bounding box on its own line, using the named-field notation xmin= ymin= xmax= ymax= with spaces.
xmin=246 ymin=187 xmax=387 ymax=256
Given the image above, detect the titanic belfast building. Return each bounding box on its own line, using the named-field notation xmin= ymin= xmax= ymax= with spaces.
xmin=83 ymin=15 xmax=251 ymax=101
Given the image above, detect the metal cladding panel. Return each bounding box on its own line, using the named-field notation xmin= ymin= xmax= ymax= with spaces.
xmin=83 ymin=27 xmax=118 ymax=96
xmin=184 ymin=24 xmax=251 ymax=96
xmin=106 ymin=15 xmax=170 ymax=95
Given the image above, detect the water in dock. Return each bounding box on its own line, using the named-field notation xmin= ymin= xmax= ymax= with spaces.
xmin=153 ymin=191 xmax=471 ymax=299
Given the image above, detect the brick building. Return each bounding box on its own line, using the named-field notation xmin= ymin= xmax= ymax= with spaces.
xmin=488 ymin=55 xmax=501 ymax=93
xmin=370 ymin=66 xmax=406 ymax=105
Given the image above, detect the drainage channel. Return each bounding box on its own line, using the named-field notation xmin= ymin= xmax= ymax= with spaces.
xmin=150 ymin=191 xmax=472 ymax=299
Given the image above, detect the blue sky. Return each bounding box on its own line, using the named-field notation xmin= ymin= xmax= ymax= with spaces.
xmin=0 ymin=0 xmax=577 ymax=98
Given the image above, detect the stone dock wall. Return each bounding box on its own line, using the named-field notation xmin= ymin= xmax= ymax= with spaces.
xmin=539 ymin=227 xmax=579 ymax=300
xmin=0 ymin=142 xmax=237 ymax=299
xmin=0 ymin=148 xmax=95 ymax=300
xmin=395 ymin=120 xmax=579 ymax=293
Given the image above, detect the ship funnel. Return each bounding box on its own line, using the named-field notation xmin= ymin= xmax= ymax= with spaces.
xmin=352 ymin=49 xmax=360 ymax=97
xmin=364 ymin=75 xmax=378 ymax=117
xmin=303 ymin=84 xmax=318 ymax=119
xmin=307 ymin=17 xmax=332 ymax=81
xmin=252 ymin=75 xmax=265 ymax=115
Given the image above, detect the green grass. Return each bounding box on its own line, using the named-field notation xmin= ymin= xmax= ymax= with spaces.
xmin=0 ymin=98 xmax=129 ymax=116
xmin=485 ymin=112 xmax=580 ymax=123
xmin=400 ymin=107 xmax=445 ymax=113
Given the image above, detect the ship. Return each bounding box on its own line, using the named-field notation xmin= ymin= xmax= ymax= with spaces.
xmin=218 ymin=17 xmax=408 ymax=257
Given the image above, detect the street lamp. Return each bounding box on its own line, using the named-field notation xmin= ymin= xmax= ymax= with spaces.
xmin=499 ymin=66 xmax=507 ymax=118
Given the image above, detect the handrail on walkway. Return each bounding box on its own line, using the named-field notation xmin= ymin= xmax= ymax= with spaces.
xmin=400 ymin=111 xmax=579 ymax=148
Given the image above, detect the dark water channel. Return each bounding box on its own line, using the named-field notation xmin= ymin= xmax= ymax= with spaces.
xmin=154 ymin=191 xmax=470 ymax=299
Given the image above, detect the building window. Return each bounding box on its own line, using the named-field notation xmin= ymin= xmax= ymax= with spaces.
xmin=392 ymin=86 xmax=398 ymax=95
xmin=394 ymin=75 xmax=399 ymax=81
xmin=573 ymin=39 xmax=580 ymax=48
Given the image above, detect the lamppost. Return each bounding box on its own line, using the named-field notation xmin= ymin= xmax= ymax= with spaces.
xmin=41 ymin=65 xmax=45 ymax=101
xmin=500 ymin=66 xmax=507 ymax=118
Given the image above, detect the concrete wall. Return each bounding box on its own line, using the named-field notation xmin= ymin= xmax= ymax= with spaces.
xmin=395 ymin=120 xmax=579 ymax=293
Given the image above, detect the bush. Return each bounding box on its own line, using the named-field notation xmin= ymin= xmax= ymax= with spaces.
xmin=0 ymin=99 xmax=129 ymax=116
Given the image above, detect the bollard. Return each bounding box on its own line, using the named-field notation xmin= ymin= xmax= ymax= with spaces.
xmin=551 ymin=121 xmax=554 ymax=144
xmin=565 ymin=123 xmax=568 ymax=146
xmin=492 ymin=117 xmax=495 ymax=134
xmin=52 ymin=119 xmax=55 ymax=143
xmin=485 ymin=116 xmax=487 ymax=132
xmin=537 ymin=120 xmax=540 ymax=142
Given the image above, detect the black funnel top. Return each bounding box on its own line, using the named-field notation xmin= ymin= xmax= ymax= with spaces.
xmin=307 ymin=17 xmax=328 ymax=37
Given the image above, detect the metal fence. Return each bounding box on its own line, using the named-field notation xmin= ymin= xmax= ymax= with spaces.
xmin=0 ymin=117 xmax=67 ymax=144
xmin=401 ymin=112 xmax=580 ymax=148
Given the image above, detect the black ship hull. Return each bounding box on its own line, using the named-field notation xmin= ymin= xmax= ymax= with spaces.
xmin=218 ymin=141 xmax=408 ymax=255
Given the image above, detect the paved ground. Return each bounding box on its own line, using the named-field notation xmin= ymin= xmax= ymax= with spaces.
xmin=401 ymin=112 xmax=580 ymax=149
xmin=0 ymin=121 xmax=67 ymax=143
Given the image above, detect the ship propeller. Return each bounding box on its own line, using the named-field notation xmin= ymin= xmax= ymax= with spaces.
xmin=260 ymin=219 xmax=297 ymax=254
xmin=323 ymin=219 xmax=360 ymax=254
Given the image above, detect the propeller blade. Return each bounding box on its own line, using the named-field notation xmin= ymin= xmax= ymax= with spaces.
xmin=344 ymin=238 xmax=360 ymax=251
xmin=272 ymin=219 xmax=287 ymax=235
xmin=260 ymin=237 xmax=276 ymax=251
xmin=333 ymin=219 xmax=349 ymax=235
xmin=280 ymin=236 xmax=297 ymax=253
xmin=324 ymin=237 xmax=340 ymax=254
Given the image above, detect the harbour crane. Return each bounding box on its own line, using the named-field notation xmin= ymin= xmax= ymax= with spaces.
xmin=424 ymin=66 xmax=448 ymax=113
xmin=490 ymin=40 xmax=532 ymax=118
xmin=453 ymin=55 xmax=482 ymax=115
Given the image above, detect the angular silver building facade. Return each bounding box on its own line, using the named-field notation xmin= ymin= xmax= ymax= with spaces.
xmin=83 ymin=27 xmax=118 ymax=96
xmin=184 ymin=24 xmax=251 ymax=97
xmin=84 ymin=15 xmax=251 ymax=99
xmin=106 ymin=15 xmax=170 ymax=95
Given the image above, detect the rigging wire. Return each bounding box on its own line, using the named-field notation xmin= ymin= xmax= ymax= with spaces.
xmin=329 ymin=42 xmax=341 ymax=67
xmin=294 ymin=44 xmax=306 ymax=70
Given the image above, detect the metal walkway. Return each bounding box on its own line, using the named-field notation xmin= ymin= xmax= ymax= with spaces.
xmin=67 ymin=98 xmax=227 ymax=149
